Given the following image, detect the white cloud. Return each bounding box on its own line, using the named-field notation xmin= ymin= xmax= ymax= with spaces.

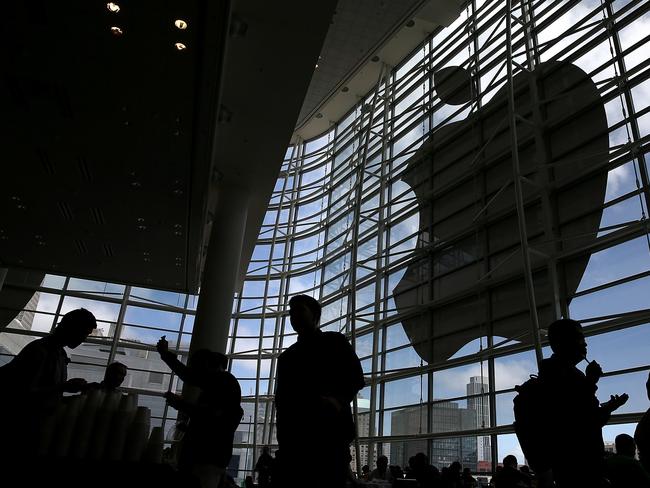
xmin=605 ymin=163 xmax=633 ymax=200
xmin=434 ymin=358 xmax=536 ymax=398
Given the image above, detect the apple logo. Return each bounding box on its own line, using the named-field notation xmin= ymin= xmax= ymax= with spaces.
xmin=392 ymin=61 xmax=608 ymax=364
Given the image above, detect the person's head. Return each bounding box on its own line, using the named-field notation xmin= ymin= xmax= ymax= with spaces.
xmin=412 ymin=452 xmax=428 ymax=469
xmin=262 ymin=446 xmax=269 ymax=455
xmin=104 ymin=361 xmax=127 ymax=389
xmin=503 ymin=455 xmax=518 ymax=469
xmin=53 ymin=308 xmax=97 ymax=348
xmin=548 ymin=319 xmax=587 ymax=365
xmin=362 ymin=465 xmax=370 ymax=474
xmin=646 ymin=372 xmax=650 ymax=402
xmin=463 ymin=467 xmax=472 ymax=477
xmin=189 ymin=349 xmax=228 ymax=379
xmin=408 ymin=456 xmax=416 ymax=470
xmin=615 ymin=433 xmax=637 ymax=458
xmin=449 ymin=461 xmax=461 ymax=473
xmin=288 ymin=294 xmax=321 ymax=335
xmin=377 ymin=455 xmax=388 ymax=470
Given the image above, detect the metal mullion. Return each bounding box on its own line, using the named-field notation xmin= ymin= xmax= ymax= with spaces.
xmin=48 ymin=276 xmax=70 ymax=334
xmin=255 ymin=138 xmax=299 ymax=456
xmin=603 ymin=0 xmax=650 ymax=231
xmin=266 ymin=142 xmax=302 ymax=448
xmin=107 ymin=285 xmax=132 ymax=365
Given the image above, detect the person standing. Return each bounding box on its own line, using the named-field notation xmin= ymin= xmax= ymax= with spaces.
xmin=255 ymin=446 xmax=274 ymax=488
xmin=606 ymin=434 xmax=650 ymax=488
xmin=157 ymin=337 xmax=242 ymax=488
xmin=274 ymin=294 xmax=364 ymax=488
xmin=538 ymin=319 xmax=628 ymax=487
xmin=369 ymin=455 xmax=394 ymax=482
xmin=0 ymin=308 xmax=96 ymax=457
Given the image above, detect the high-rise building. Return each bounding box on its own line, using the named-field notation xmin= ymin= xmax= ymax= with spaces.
xmin=467 ymin=376 xmax=491 ymax=463
xmin=390 ymin=400 xmax=478 ymax=471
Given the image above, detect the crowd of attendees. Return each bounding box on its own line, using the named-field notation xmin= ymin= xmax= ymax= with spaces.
xmin=4 ymin=301 xmax=650 ymax=488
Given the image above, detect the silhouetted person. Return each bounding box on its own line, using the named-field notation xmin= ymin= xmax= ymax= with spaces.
xmin=410 ymin=452 xmax=440 ymax=486
xmin=370 ymin=455 xmax=394 ymax=482
xmin=0 ymin=308 xmax=96 ymax=457
xmin=84 ymin=361 xmax=127 ymax=392
xmin=255 ymin=446 xmax=274 ymax=488
xmin=539 ymin=319 xmax=628 ymax=487
xmin=274 ymin=294 xmax=364 ymax=488
xmin=446 ymin=461 xmax=462 ymax=487
xmin=492 ymin=455 xmax=530 ymax=488
xmin=605 ymin=433 xmax=650 ymax=487
xmin=361 ymin=464 xmax=371 ymax=482
xmin=636 ymin=372 xmax=650 ymax=472
xmin=390 ymin=464 xmax=404 ymax=481
xmin=245 ymin=475 xmax=255 ymax=488
xmin=157 ymin=336 xmax=242 ymax=488
xmin=461 ymin=467 xmax=478 ymax=488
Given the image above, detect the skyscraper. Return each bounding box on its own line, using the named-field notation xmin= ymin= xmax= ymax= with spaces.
xmin=467 ymin=376 xmax=491 ymax=463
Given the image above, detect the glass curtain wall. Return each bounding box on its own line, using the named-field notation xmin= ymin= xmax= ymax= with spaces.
xmin=230 ymin=0 xmax=650 ymax=477
xmin=2 ymin=0 xmax=650 ymax=482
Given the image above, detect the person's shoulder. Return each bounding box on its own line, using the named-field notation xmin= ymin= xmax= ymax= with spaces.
xmin=17 ymin=337 xmax=50 ymax=357
xmin=219 ymin=370 xmax=239 ymax=384
xmin=321 ymin=331 xmax=350 ymax=344
xmin=278 ymin=342 xmax=299 ymax=360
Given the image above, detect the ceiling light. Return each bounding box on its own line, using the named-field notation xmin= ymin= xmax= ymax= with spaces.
xmin=107 ymin=2 xmax=120 ymax=13
xmin=175 ymin=19 xmax=188 ymax=30
xmin=111 ymin=26 xmax=123 ymax=36
xmin=175 ymin=42 xmax=187 ymax=51
xmin=406 ymin=19 xmax=415 ymax=27
xmin=371 ymin=55 xmax=380 ymax=62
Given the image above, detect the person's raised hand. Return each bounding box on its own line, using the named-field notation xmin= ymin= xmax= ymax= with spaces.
xmin=156 ymin=335 xmax=169 ymax=355
xmin=586 ymin=360 xmax=604 ymax=384
xmin=601 ymin=393 xmax=629 ymax=414
xmin=604 ymin=393 xmax=629 ymax=412
xmin=63 ymin=378 xmax=88 ymax=393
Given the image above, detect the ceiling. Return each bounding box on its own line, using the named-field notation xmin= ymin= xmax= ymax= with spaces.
xmin=296 ymin=0 xmax=426 ymax=126
xmin=294 ymin=0 xmax=464 ymax=141
xmin=0 ymin=0 xmax=336 ymax=294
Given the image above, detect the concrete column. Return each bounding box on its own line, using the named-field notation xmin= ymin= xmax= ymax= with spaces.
xmin=189 ymin=184 xmax=249 ymax=356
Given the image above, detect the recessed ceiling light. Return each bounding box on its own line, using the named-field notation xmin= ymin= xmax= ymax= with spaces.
xmin=406 ymin=19 xmax=415 ymax=27
xmin=341 ymin=87 xmax=349 ymax=93
xmin=371 ymin=55 xmax=380 ymax=62
xmin=111 ymin=26 xmax=123 ymax=36
xmin=175 ymin=42 xmax=187 ymax=51
xmin=315 ymin=113 xmax=323 ymax=119
xmin=315 ymin=64 xmax=319 ymax=69
xmin=107 ymin=2 xmax=120 ymax=13
xmin=175 ymin=19 xmax=188 ymax=30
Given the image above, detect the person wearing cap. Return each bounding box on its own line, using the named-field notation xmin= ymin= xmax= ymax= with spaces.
xmin=0 ymin=307 xmax=97 ymax=456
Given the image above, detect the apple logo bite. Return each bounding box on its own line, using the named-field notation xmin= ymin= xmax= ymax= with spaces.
xmin=393 ymin=61 xmax=608 ymax=364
